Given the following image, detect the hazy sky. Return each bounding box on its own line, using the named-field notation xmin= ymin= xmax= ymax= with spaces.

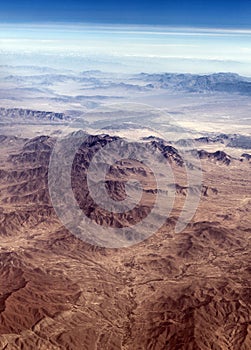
xmin=0 ymin=24 xmax=251 ymax=75
xmin=0 ymin=1 xmax=251 ymax=75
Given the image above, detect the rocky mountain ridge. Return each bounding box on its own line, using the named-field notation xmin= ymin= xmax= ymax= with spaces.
xmin=0 ymin=132 xmax=250 ymax=349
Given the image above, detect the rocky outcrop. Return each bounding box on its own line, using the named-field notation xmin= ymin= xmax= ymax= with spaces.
xmin=0 ymin=132 xmax=250 ymax=350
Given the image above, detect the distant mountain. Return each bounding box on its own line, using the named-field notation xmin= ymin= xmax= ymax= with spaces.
xmin=137 ymin=72 xmax=251 ymax=95
xmin=4 ymin=73 xmax=103 ymax=87
xmin=0 ymin=108 xmax=72 ymax=123
xmin=227 ymin=135 xmax=251 ymax=149
xmin=195 ymin=150 xmax=232 ymax=165
xmin=3 ymin=68 xmax=251 ymax=96
xmin=176 ymin=134 xmax=251 ymax=150
xmin=241 ymin=153 xmax=251 ymax=161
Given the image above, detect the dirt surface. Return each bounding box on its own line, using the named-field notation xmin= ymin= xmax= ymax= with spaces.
xmin=0 ymin=133 xmax=250 ymax=350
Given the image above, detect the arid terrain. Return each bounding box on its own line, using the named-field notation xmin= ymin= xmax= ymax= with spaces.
xmin=0 ymin=123 xmax=250 ymax=349
xmin=1 ymin=9 xmax=251 ymax=348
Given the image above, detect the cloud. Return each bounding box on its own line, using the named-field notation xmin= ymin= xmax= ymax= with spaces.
xmin=0 ymin=23 xmax=250 ymax=75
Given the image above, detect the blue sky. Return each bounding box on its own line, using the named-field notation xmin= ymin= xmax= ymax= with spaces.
xmin=0 ymin=2 xmax=251 ymax=75
xmin=0 ymin=0 xmax=251 ymax=27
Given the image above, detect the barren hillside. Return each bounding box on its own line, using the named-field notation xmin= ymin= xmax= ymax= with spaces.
xmin=0 ymin=133 xmax=250 ymax=350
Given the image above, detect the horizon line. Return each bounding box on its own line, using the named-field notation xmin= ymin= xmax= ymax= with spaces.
xmin=1 ymin=22 xmax=251 ymax=32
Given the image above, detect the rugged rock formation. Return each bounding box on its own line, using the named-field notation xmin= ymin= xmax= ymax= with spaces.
xmin=0 ymin=133 xmax=250 ymax=349
xmin=0 ymin=108 xmax=71 ymax=123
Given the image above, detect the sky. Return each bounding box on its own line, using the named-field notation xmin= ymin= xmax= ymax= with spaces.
xmin=0 ymin=1 xmax=251 ymax=75
xmin=0 ymin=0 xmax=251 ymax=27
xmin=1 ymin=24 xmax=251 ymax=75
